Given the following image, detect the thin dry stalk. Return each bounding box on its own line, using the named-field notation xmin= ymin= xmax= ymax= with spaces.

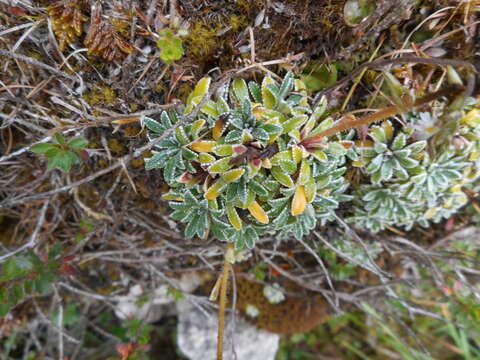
xmin=216 ymin=242 xmax=234 ymax=360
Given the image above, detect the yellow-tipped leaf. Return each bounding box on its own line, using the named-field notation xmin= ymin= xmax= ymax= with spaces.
xmin=190 ymin=140 xmax=216 ymax=153
xmin=291 ymin=185 xmax=307 ymax=216
xmin=247 ymin=200 xmax=269 ymax=224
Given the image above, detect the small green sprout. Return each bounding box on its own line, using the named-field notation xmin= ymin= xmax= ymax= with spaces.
xmin=30 ymin=133 xmax=88 ymax=172
xmin=156 ymin=20 xmax=187 ymax=64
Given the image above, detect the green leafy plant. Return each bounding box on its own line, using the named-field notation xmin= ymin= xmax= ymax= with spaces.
xmin=144 ymin=72 xmax=354 ymax=249
xmin=115 ymin=318 xmax=153 ymax=360
xmin=0 ymin=245 xmax=75 ymax=317
xmin=75 ymin=218 xmax=94 ymax=242
xmin=30 ymin=133 xmax=88 ymax=172
xmin=350 ymin=102 xmax=480 ymax=232
xmin=354 ymin=121 xmax=425 ymax=183
xmin=156 ymin=18 xmax=188 ymax=64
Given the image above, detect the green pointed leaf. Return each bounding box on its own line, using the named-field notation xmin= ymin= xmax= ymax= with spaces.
xmin=54 ymin=133 xmax=66 ymax=145
xmin=391 ymin=133 xmax=406 ymax=151
xmin=201 ymin=100 xmax=219 ymax=118
xmin=208 ymin=157 xmax=233 ymax=173
xmin=405 ymin=141 xmax=427 ymax=154
xmin=224 ymin=130 xmax=242 ymax=143
xmin=185 ymin=77 xmax=211 ymax=114
xmin=278 ymin=71 xmax=294 ymax=99
xmin=67 ymin=137 xmax=88 ymax=150
xmin=213 ymin=144 xmax=234 ymax=157
xmin=370 ymin=126 xmax=386 ymax=143
xmin=30 ymin=143 xmax=57 ymax=154
xmin=261 ymin=77 xmax=276 ymax=109
xmin=249 ymin=179 xmax=268 ymax=196
xmin=398 ymin=157 xmax=419 ymax=169
xmin=366 ymin=154 xmax=384 ymax=173
xmin=252 ymin=128 xmax=269 ymax=141
xmin=232 ymin=78 xmax=250 ymax=103
xmin=145 ymin=149 xmax=177 ymax=170
xmin=381 ymin=160 xmax=393 ymax=181
xmin=175 ymin=126 xmax=190 ymax=145
xmin=279 ymin=160 xmax=297 ymax=174
xmin=199 ymin=153 xmax=216 ymax=164
xmin=226 ymin=204 xmax=242 ymax=230
xmin=185 ymin=214 xmax=200 ymax=238
xmin=221 ymin=168 xmax=245 ymax=183
xmin=271 ymin=166 xmax=294 ymax=187
xmin=298 ymin=160 xmax=311 ymax=185
xmin=282 ymin=115 xmax=308 ymax=133
xmin=249 ymin=81 xmax=262 ymax=103
xmin=244 ymin=227 xmax=258 ymax=249
xmin=164 ymin=157 xmax=178 ymax=183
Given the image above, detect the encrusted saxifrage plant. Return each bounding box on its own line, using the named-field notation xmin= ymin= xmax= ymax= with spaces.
xmin=144 ymin=72 xmax=354 ymax=249
xmin=349 ymin=75 xmax=480 ymax=232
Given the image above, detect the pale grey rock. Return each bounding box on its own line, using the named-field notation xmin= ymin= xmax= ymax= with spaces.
xmin=114 ymin=273 xmax=201 ymax=323
xmin=177 ymin=300 xmax=279 ymax=360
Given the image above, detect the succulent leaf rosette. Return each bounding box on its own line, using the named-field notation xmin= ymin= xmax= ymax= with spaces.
xmin=144 ymin=72 xmax=353 ymax=249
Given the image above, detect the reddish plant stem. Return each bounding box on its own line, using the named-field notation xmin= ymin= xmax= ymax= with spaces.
xmin=300 ymin=85 xmax=465 ymax=149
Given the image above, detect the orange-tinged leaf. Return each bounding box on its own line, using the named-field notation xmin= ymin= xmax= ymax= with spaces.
xmin=382 ymin=121 xmax=394 ymax=140
xmin=355 ymin=139 xmax=374 ymax=148
xmin=213 ymin=118 xmax=226 ymax=140
xmin=116 ymin=343 xmax=134 ymax=360
xmin=291 ymin=185 xmax=306 ymax=216
xmin=190 ymin=140 xmax=215 ymax=152
xmin=247 ymin=200 xmax=269 ymax=224
xmin=253 ymin=105 xmax=265 ymax=119
xmin=338 ymin=141 xmax=353 ymax=149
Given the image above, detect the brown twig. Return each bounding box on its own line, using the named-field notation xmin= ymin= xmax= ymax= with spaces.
xmin=0 ymin=200 xmax=49 ymax=262
xmin=0 ymin=49 xmax=77 ymax=81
